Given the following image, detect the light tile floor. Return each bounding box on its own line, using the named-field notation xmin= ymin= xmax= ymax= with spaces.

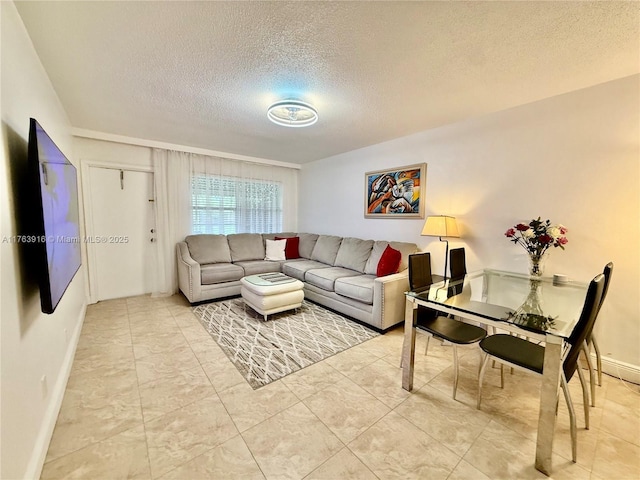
xmin=41 ymin=295 xmax=640 ymax=479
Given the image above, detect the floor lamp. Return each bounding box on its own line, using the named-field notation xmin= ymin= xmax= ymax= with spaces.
xmin=421 ymin=215 xmax=460 ymax=279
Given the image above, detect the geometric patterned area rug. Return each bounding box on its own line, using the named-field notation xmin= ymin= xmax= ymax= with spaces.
xmin=193 ymin=298 xmax=379 ymax=389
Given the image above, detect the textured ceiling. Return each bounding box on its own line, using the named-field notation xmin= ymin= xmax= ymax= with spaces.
xmin=14 ymin=1 xmax=640 ymax=164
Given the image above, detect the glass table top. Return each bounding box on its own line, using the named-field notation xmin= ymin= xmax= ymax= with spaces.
xmin=406 ymin=269 xmax=589 ymax=338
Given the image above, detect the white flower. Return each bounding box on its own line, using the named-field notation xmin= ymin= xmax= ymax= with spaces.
xmin=547 ymin=226 xmax=561 ymax=239
xmin=522 ymin=229 xmax=535 ymax=238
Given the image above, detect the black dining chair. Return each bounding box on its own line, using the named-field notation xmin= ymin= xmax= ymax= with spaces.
xmin=449 ymin=247 xmax=467 ymax=279
xmin=403 ymin=253 xmax=444 ymax=364
xmin=477 ymin=273 xmax=606 ymax=463
xmin=581 ymin=262 xmax=613 ymax=405
xmin=408 ymin=252 xmax=432 ymax=293
xmin=407 ymin=252 xmax=487 ymax=400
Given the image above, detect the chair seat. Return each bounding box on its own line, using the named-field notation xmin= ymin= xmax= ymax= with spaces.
xmin=407 ymin=252 xmax=481 ymax=401
xmin=417 ymin=314 xmax=487 ymax=345
xmin=479 ymin=334 xmax=544 ymax=374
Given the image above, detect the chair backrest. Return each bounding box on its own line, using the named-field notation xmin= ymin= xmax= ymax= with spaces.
xmin=597 ymin=262 xmax=613 ymax=315
xmin=563 ymin=273 xmax=605 ymax=381
xmin=408 ymin=252 xmax=433 ymax=292
xmin=449 ymin=247 xmax=467 ymax=279
xmin=587 ymin=262 xmax=613 ymax=344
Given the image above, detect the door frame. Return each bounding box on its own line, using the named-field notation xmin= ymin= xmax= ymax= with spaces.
xmin=81 ymin=160 xmax=154 ymax=304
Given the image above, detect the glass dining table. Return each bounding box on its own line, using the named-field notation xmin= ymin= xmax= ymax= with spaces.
xmin=401 ymin=269 xmax=588 ymax=476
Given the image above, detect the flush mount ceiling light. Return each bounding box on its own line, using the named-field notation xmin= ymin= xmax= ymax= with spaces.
xmin=267 ymin=100 xmax=318 ymax=127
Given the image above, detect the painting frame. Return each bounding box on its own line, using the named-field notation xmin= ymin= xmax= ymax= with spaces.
xmin=364 ymin=163 xmax=426 ymax=219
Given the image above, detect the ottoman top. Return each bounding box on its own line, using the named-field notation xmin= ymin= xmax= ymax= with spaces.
xmin=241 ymin=273 xmax=304 ymax=296
xmin=244 ymin=273 xmax=297 ymax=286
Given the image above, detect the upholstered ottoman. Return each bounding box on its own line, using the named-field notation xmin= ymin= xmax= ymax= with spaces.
xmin=240 ymin=273 xmax=304 ymax=320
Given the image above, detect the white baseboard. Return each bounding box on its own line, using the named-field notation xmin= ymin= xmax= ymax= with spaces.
xmin=24 ymin=302 xmax=87 ymax=480
xmin=597 ymin=353 xmax=640 ymax=385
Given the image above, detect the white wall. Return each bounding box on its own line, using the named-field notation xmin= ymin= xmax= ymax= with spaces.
xmin=1 ymin=2 xmax=87 ymax=479
xmin=74 ymin=136 xmax=153 ymax=169
xmin=299 ymin=75 xmax=640 ymax=374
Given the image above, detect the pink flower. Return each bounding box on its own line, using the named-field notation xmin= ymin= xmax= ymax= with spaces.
xmin=559 ymin=226 xmax=568 ymax=235
xmin=516 ymin=223 xmax=529 ymax=231
xmin=557 ymin=237 xmax=568 ymax=245
xmin=505 ymin=228 xmax=516 ymax=237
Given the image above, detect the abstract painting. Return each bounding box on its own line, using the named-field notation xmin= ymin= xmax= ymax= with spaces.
xmin=364 ymin=163 xmax=426 ymax=218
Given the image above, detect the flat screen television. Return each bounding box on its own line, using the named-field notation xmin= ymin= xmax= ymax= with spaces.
xmin=27 ymin=118 xmax=82 ymax=314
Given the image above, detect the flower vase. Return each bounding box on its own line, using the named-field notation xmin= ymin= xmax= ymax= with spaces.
xmin=521 ymin=280 xmax=543 ymax=316
xmin=528 ymin=253 xmax=548 ymax=277
xmin=508 ymin=280 xmax=555 ymax=332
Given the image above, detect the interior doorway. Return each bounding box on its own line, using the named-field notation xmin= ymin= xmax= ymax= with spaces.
xmin=84 ymin=165 xmax=156 ymax=302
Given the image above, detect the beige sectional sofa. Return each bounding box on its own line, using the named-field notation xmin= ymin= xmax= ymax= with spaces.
xmin=176 ymin=232 xmax=418 ymax=330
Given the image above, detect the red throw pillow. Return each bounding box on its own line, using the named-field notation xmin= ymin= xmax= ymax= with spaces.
xmin=377 ymin=245 xmax=402 ymax=277
xmin=275 ymin=236 xmax=300 ymax=259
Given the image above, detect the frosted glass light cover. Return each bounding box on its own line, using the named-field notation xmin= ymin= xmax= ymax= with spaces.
xmin=267 ymin=100 xmax=318 ymax=127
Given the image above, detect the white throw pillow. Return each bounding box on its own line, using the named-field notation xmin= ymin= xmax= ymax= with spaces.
xmin=265 ymin=239 xmax=287 ymax=261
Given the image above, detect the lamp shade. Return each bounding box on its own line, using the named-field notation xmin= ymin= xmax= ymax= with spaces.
xmin=421 ymin=215 xmax=460 ymax=238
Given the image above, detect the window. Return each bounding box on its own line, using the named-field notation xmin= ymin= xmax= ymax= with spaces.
xmin=191 ymin=175 xmax=283 ymax=234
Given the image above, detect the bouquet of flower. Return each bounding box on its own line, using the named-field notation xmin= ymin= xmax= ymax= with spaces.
xmin=505 ymin=217 xmax=568 ymax=257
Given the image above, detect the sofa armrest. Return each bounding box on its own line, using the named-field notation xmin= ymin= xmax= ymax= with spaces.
xmin=176 ymin=242 xmax=202 ymax=303
xmin=373 ymin=271 xmax=410 ymax=330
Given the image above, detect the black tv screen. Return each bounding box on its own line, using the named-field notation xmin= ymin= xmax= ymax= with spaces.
xmin=28 ymin=118 xmax=82 ymax=314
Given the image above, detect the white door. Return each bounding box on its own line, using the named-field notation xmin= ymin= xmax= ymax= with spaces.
xmin=87 ymin=166 xmax=156 ymax=301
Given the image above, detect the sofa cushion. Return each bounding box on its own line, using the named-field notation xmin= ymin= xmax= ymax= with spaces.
xmin=275 ymin=236 xmax=300 ymax=259
xmin=282 ymin=259 xmax=329 ymax=281
xmin=200 ymin=263 xmax=244 ymax=285
xmin=304 ymin=283 xmax=374 ymax=317
xmin=377 ymin=245 xmax=402 ymax=277
xmin=265 ymin=239 xmax=287 ymax=261
xmin=364 ymin=240 xmax=418 ymax=274
xmin=334 ymin=237 xmax=374 ymax=273
xmin=262 ymin=232 xmax=297 ymax=242
xmin=390 ymin=241 xmax=419 ymax=272
xmin=228 ymin=233 xmax=265 ymax=262
xmin=364 ymin=241 xmax=390 ymax=275
xmin=298 ymin=233 xmax=319 ymax=259
xmin=335 ymin=275 xmax=375 ymax=304
xmin=185 ymin=234 xmax=232 ymax=264
xmin=235 ymin=260 xmax=282 ymax=276
xmin=310 ymin=235 xmax=343 ymax=265
xmin=305 ymin=266 xmax=360 ymax=292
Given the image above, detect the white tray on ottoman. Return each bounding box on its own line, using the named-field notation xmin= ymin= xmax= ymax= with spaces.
xmin=240 ymin=273 xmax=304 ymax=320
